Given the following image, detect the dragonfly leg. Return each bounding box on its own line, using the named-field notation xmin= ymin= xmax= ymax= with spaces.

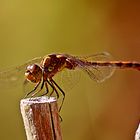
xmin=24 ymin=81 xmax=41 ymax=98
xmin=30 ymin=81 xmax=45 ymax=98
xmin=47 ymin=79 xmax=63 ymax=122
xmin=45 ymin=82 xmax=49 ymax=94
xmin=47 ymin=79 xmax=59 ymax=99
xmin=50 ymin=78 xmax=65 ymax=112
xmin=40 ymin=81 xmax=50 ymax=96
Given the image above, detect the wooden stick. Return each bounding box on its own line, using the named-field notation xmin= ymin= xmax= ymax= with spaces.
xmin=20 ymin=96 xmax=62 ymax=140
xmin=135 ymin=124 xmax=140 ymax=140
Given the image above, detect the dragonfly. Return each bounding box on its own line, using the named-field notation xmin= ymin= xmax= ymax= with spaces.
xmin=0 ymin=52 xmax=140 ymax=111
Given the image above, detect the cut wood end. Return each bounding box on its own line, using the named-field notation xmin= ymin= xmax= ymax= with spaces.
xmin=20 ymin=96 xmax=56 ymax=105
xmin=20 ymin=96 xmax=62 ymax=140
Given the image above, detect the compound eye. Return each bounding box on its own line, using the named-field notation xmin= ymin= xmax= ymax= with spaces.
xmin=25 ymin=64 xmax=42 ymax=83
xmin=26 ymin=64 xmax=37 ymax=73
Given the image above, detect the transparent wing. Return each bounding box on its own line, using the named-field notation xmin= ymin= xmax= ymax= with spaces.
xmin=76 ymin=52 xmax=115 ymax=83
xmin=0 ymin=57 xmax=42 ymax=88
xmin=78 ymin=52 xmax=112 ymax=61
xmin=52 ymin=68 xmax=81 ymax=92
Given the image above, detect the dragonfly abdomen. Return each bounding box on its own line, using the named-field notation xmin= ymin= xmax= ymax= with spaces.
xmin=89 ymin=61 xmax=140 ymax=70
xmin=105 ymin=61 xmax=140 ymax=70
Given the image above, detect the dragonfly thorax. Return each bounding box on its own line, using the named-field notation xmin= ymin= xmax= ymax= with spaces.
xmin=25 ymin=64 xmax=42 ymax=83
xmin=40 ymin=54 xmax=68 ymax=79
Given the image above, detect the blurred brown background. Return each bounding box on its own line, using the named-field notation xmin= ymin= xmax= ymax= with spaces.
xmin=0 ymin=1 xmax=140 ymax=140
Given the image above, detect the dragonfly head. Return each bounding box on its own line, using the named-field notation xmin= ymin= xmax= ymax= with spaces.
xmin=25 ymin=64 xmax=42 ymax=83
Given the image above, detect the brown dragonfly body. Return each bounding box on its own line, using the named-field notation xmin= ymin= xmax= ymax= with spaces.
xmin=24 ymin=53 xmax=140 ymax=111
xmin=88 ymin=61 xmax=140 ymax=70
